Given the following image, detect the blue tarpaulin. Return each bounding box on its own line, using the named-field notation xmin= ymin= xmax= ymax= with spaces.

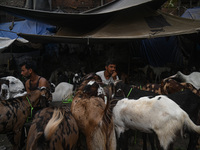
xmin=181 ymin=7 xmax=200 ymax=20
xmin=0 ymin=20 xmax=55 ymax=39
xmin=0 ymin=20 xmax=56 ymax=50
xmin=140 ymin=36 xmax=183 ymax=67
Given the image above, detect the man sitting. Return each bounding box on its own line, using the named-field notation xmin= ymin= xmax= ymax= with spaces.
xmin=96 ymin=59 xmax=119 ymax=85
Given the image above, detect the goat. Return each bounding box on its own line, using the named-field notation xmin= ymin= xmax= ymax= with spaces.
xmin=1 ymin=76 xmax=26 ymax=100
xmin=0 ymin=87 xmax=50 ymax=150
xmin=133 ymin=83 xmax=162 ymax=95
xmin=161 ymin=78 xmax=200 ymax=97
xmin=114 ymin=80 xmax=200 ymax=150
xmin=0 ymin=78 xmax=10 ymax=100
xmin=149 ymin=65 xmax=171 ymax=83
xmin=26 ymin=106 xmax=79 ymax=150
xmin=52 ymin=82 xmax=74 ymax=102
xmin=137 ymin=65 xmax=171 ymax=83
xmin=49 ymin=68 xmax=71 ymax=86
xmin=51 ymin=72 xmax=83 ymax=102
xmin=71 ymin=73 xmax=116 ymax=150
xmin=114 ymin=80 xmax=158 ymax=150
xmin=133 ymin=78 xmax=200 ymax=98
xmin=113 ymin=95 xmax=200 ymax=150
xmin=166 ymin=71 xmax=200 ymax=90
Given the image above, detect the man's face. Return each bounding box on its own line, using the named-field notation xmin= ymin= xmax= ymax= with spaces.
xmin=21 ymin=65 xmax=31 ymax=79
xmin=105 ymin=64 xmax=116 ymax=75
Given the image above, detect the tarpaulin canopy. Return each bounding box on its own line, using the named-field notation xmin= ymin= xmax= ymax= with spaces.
xmin=0 ymin=0 xmax=166 ymax=29
xmin=82 ymin=0 xmax=166 ymax=13
xmin=0 ymin=4 xmax=115 ymax=31
xmin=1 ymin=0 xmax=200 ymax=44
xmin=139 ymin=7 xmax=200 ymax=67
xmin=18 ymin=5 xmax=200 ymax=44
xmin=0 ymin=20 xmax=56 ymax=50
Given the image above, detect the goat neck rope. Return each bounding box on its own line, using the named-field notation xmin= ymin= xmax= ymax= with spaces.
xmin=62 ymin=95 xmax=73 ymax=103
xmin=127 ymin=87 xmax=133 ymax=98
xmin=26 ymin=96 xmax=34 ymax=122
xmin=126 ymin=85 xmax=142 ymax=98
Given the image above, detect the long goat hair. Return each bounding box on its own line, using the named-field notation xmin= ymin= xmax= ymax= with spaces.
xmin=44 ymin=108 xmax=64 ymax=141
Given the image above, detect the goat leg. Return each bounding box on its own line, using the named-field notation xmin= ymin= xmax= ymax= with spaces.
xmin=187 ymin=132 xmax=199 ymax=150
xmin=12 ymin=129 xmax=23 ymax=150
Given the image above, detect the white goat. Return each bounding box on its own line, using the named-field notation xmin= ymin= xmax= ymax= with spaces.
xmin=1 ymin=76 xmax=26 ymax=100
xmin=113 ymin=95 xmax=200 ymax=150
xmin=52 ymin=82 xmax=73 ymax=102
xmin=166 ymin=71 xmax=200 ymax=90
xmin=149 ymin=66 xmax=171 ymax=83
xmin=137 ymin=65 xmax=171 ymax=83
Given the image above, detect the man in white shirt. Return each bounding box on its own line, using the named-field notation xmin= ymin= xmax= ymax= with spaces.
xmin=96 ymin=59 xmax=119 ymax=84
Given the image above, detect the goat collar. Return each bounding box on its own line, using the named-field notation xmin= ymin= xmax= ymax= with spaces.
xmin=127 ymin=85 xmax=142 ymax=98
xmin=62 ymin=95 xmax=73 ymax=103
xmin=127 ymin=88 xmax=133 ymax=98
xmin=26 ymin=96 xmax=34 ymax=122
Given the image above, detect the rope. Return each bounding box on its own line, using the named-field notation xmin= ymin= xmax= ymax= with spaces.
xmin=26 ymin=96 xmax=34 ymax=122
xmin=62 ymin=95 xmax=73 ymax=103
xmin=134 ymin=131 xmax=137 ymax=144
xmin=127 ymin=88 xmax=133 ymax=98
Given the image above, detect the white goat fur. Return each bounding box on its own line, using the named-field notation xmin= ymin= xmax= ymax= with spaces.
xmin=52 ymin=82 xmax=73 ymax=101
xmin=44 ymin=108 xmax=64 ymax=140
xmin=113 ymin=95 xmax=200 ymax=150
xmin=176 ymin=71 xmax=200 ymax=90
xmin=1 ymin=76 xmax=26 ymax=99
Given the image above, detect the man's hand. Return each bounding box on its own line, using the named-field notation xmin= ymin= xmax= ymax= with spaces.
xmin=112 ymin=71 xmax=117 ymax=80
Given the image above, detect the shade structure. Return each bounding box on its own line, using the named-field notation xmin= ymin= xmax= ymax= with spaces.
xmin=0 ymin=0 xmax=166 ymax=27
xmin=1 ymin=1 xmax=200 ymax=44
xmin=82 ymin=0 xmax=167 ymax=13
xmin=86 ymin=6 xmax=200 ymax=39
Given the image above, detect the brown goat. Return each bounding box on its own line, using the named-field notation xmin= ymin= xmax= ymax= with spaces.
xmin=26 ymin=106 xmax=79 ymax=150
xmin=161 ymin=78 xmax=200 ymax=96
xmin=71 ymin=73 xmax=116 ymax=150
xmin=132 ymin=78 xmax=200 ymax=98
xmin=133 ymin=83 xmax=162 ymax=94
xmin=0 ymin=87 xmax=50 ymax=150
